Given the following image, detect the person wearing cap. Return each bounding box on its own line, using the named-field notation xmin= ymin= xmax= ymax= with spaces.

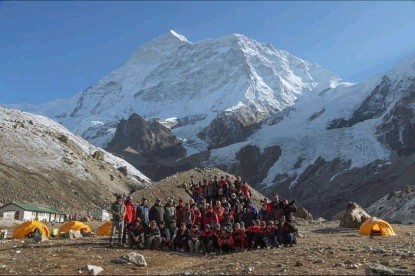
xmin=232 ymin=223 xmax=247 ymax=252
xmin=136 ymin=197 xmax=150 ymax=228
xmin=187 ymin=224 xmax=201 ymax=254
xmin=221 ymin=207 xmax=234 ymax=229
xmin=213 ymin=201 xmax=225 ymax=224
xmin=245 ymin=219 xmax=260 ymax=249
xmin=241 ymin=205 xmax=257 ymax=228
xmin=122 ymin=195 xmax=136 ymax=246
xmin=110 ymin=195 xmax=125 ymax=247
xmin=164 ymin=198 xmax=176 ymax=225
xmin=149 ymin=198 xmax=165 ymax=225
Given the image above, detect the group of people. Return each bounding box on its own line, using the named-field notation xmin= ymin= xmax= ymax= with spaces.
xmin=110 ymin=175 xmax=298 ymax=254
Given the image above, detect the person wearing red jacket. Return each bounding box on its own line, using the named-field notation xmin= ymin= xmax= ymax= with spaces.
xmin=232 ymin=223 xmax=247 ymax=252
xmin=218 ymin=228 xmax=234 ymax=253
xmin=200 ymin=224 xmax=215 ymax=255
xmin=245 ymin=220 xmax=261 ymax=249
xmin=203 ymin=205 xmax=219 ymax=228
xmin=122 ymin=195 xmax=136 ymax=246
xmin=240 ymin=181 xmax=252 ymax=199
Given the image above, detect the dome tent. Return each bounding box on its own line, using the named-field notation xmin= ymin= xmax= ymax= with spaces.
xmin=11 ymin=221 xmax=51 ymax=239
xmin=97 ymin=221 xmax=112 ymax=236
xmin=58 ymin=221 xmax=91 ymax=235
xmin=359 ymin=217 xmax=395 ymax=236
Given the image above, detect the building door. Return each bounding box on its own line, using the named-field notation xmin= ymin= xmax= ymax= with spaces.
xmin=14 ymin=211 xmax=19 ymax=220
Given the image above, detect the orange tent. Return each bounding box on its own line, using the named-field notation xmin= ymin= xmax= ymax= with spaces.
xmin=359 ymin=217 xmax=395 ymax=236
xmin=58 ymin=221 xmax=91 ymax=235
xmin=11 ymin=221 xmax=51 ymax=239
xmin=97 ymin=221 xmax=112 ymax=236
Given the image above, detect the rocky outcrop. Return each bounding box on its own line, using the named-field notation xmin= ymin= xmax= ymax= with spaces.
xmin=327 ymin=76 xmax=392 ymax=130
xmin=339 ymin=202 xmax=371 ymax=228
xmin=198 ymin=107 xmax=265 ymax=149
xmin=377 ymin=78 xmax=415 ymax=156
xmin=227 ymin=144 xmax=281 ymax=185
xmin=367 ymin=186 xmax=415 ymax=224
xmin=294 ymin=207 xmax=313 ymax=220
xmin=107 ymin=113 xmax=186 ymax=157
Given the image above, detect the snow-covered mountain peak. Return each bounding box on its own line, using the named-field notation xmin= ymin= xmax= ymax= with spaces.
xmin=168 ymin=29 xmax=190 ymax=42
xmin=386 ymin=52 xmax=415 ymax=80
xmin=127 ymin=30 xmax=191 ymax=65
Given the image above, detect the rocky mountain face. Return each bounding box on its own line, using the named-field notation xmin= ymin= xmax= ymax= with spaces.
xmin=0 ymin=107 xmax=151 ymax=213
xmin=106 ymin=113 xmax=187 ymax=181
xmin=367 ymin=186 xmax=415 ymax=224
xmin=8 ymin=30 xmax=415 ymax=220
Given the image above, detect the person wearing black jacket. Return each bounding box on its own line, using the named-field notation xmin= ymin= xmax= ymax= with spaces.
xmin=281 ymin=199 xmax=297 ymax=223
xmin=149 ymin=198 xmax=165 ymax=225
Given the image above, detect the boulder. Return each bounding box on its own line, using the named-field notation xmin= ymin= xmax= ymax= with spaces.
xmin=85 ymin=265 xmax=103 ymax=276
xmin=339 ymin=202 xmax=370 ymax=229
xmin=294 ymin=206 xmax=313 ymax=220
xmin=119 ymin=252 xmax=147 ymax=267
xmin=61 ymin=230 xmax=83 ymax=239
xmin=92 ymin=150 xmax=105 ymax=161
xmin=365 ymin=263 xmax=413 ymax=275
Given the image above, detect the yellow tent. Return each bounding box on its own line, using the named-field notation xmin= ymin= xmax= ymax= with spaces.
xmin=11 ymin=221 xmax=51 ymax=239
xmin=97 ymin=221 xmax=113 ymax=236
xmin=58 ymin=221 xmax=91 ymax=234
xmin=359 ymin=217 xmax=396 ymax=236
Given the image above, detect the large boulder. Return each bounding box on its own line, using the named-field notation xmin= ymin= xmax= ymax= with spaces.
xmin=339 ymin=202 xmax=371 ymax=228
xmin=294 ymin=206 xmax=313 ymax=220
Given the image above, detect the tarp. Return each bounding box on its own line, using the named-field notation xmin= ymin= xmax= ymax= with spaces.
xmin=359 ymin=217 xmax=396 ymax=236
xmin=97 ymin=221 xmax=112 ymax=236
xmin=11 ymin=221 xmax=51 ymax=239
xmin=58 ymin=221 xmax=91 ymax=234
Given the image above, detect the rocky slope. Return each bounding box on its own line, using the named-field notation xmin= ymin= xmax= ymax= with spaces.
xmin=367 ymin=186 xmax=415 ymax=224
xmin=0 ymin=107 xmax=151 ymax=213
xmin=8 ymin=31 xmax=415 ymax=219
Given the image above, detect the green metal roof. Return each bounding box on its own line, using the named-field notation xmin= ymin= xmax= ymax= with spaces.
xmin=2 ymin=202 xmax=64 ymax=214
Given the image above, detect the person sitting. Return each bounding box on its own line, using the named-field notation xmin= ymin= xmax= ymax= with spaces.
xmin=245 ymin=220 xmax=260 ymax=249
xmin=174 ymin=222 xmax=189 ymax=252
xmin=145 ymin=220 xmax=162 ymax=250
xmin=158 ymin=221 xmax=171 ymax=251
xmin=232 ymin=223 xmax=247 ymax=252
xmin=218 ymin=228 xmax=234 ymax=254
xmin=200 ymin=224 xmax=215 ymax=255
xmin=187 ymin=225 xmax=201 ymax=254
xmin=167 ymin=220 xmax=178 ymax=250
xmin=282 ymin=221 xmax=297 ymax=247
xmin=252 ymin=221 xmax=269 ymax=249
xmin=129 ymin=218 xmax=145 ymax=249
xmin=266 ymin=221 xmax=279 ymax=248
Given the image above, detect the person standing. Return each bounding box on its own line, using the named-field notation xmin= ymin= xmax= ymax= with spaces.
xmin=149 ymin=198 xmax=165 ymax=225
xmin=122 ymin=195 xmax=136 ymax=246
xmin=136 ymin=197 xmax=150 ymax=228
xmin=110 ymin=195 xmax=125 ymax=247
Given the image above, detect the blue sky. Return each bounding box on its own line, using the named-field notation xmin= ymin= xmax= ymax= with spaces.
xmin=1 ymin=1 xmax=415 ymax=104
